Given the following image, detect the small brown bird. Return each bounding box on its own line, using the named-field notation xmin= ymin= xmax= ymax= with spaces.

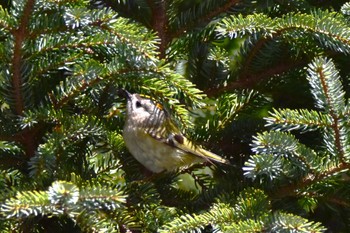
xmin=120 ymin=90 xmax=228 ymax=173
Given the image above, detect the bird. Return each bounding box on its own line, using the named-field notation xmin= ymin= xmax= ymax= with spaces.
xmin=119 ymin=89 xmax=229 ymax=173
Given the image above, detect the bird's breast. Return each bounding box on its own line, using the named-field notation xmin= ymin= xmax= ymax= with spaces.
xmin=122 ymin=124 xmax=197 ymax=173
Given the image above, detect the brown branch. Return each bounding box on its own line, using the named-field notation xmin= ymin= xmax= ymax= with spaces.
xmin=145 ymin=1 xmax=241 ymax=57
xmin=239 ymin=38 xmax=268 ymax=79
xmin=327 ymin=196 xmax=350 ymax=208
xmin=202 ymin=0 xmax=241 ymax=21
xmin=11 ymin=0 xmax=35 ymax=115
xmin=54 ymin=77 xmax=102 ymax=109
xmin=53 ymin=67 xmax=144 ymax=109
xmin=5 ymin=0 xmax=45 ymax=161
xmin=0 ymin=123 xmax=47 ymax=159
xmin=271 ymin=163 xmax=350 ymax=199
xmin=206 ymin=27 xmax=294 ymax=97
xmin=205 ymin=19 xmax=343 ymax=97
xmin=148 ymin=0 xmax=168 ymax=58
xmin=170 ymin=0 xmax=241 ymax=40
xmin=205 ymin=58 xmax=308 ymax=97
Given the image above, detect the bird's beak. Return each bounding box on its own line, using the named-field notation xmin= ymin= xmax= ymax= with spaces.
xmin=118 ymin=89 xmax=132 ymax=100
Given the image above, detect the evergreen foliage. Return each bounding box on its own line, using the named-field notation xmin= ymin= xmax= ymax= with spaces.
xmin=1 ymin=0 xmax=350 ymax=232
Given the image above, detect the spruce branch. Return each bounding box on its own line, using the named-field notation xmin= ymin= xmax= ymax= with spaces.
xmin=270 ymin=212 xmax=326 ymax=232
xmin=0 ymin=121 xmax=47 ymax=159
xmin=206 ymin=57 xmax=307 ymax=96
xmin=1 ymin=0 xmax=349 ymax=231
xmin=341 ymin=2 xmax=350 ymax=15
xmin=53 ymin=73 xmax=103 ymax=109
xmin=169 ymin=0 xmax=241 ymax=43
xmin=265 ymin=108 xmax=330 ymax=132
xmin=1 ymin=180 xmax=126 ymax=219
xmin=307 ymin=57 xmax=348 ymax=163
xmin=0 ymin=5 xmax=13 ymax=32
xmin=248 ymin=57 xmax=350 ymax=200
xmin=272 ymin=163 xmax=350 ymax=199
xmin=212 ymin=11 xmax=350 ymax=95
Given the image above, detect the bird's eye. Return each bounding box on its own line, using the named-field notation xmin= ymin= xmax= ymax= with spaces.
xmin=135 ymin=101 xmax=142 ymax=108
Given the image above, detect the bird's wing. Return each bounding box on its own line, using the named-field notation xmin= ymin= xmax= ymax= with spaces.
xmin=169 ymin=133 xmax=229 ymax=164
xmin=146 ymin=128 xmax=229 ymax=165
xmin=145 ymin=111 xmax=229 ymax=164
